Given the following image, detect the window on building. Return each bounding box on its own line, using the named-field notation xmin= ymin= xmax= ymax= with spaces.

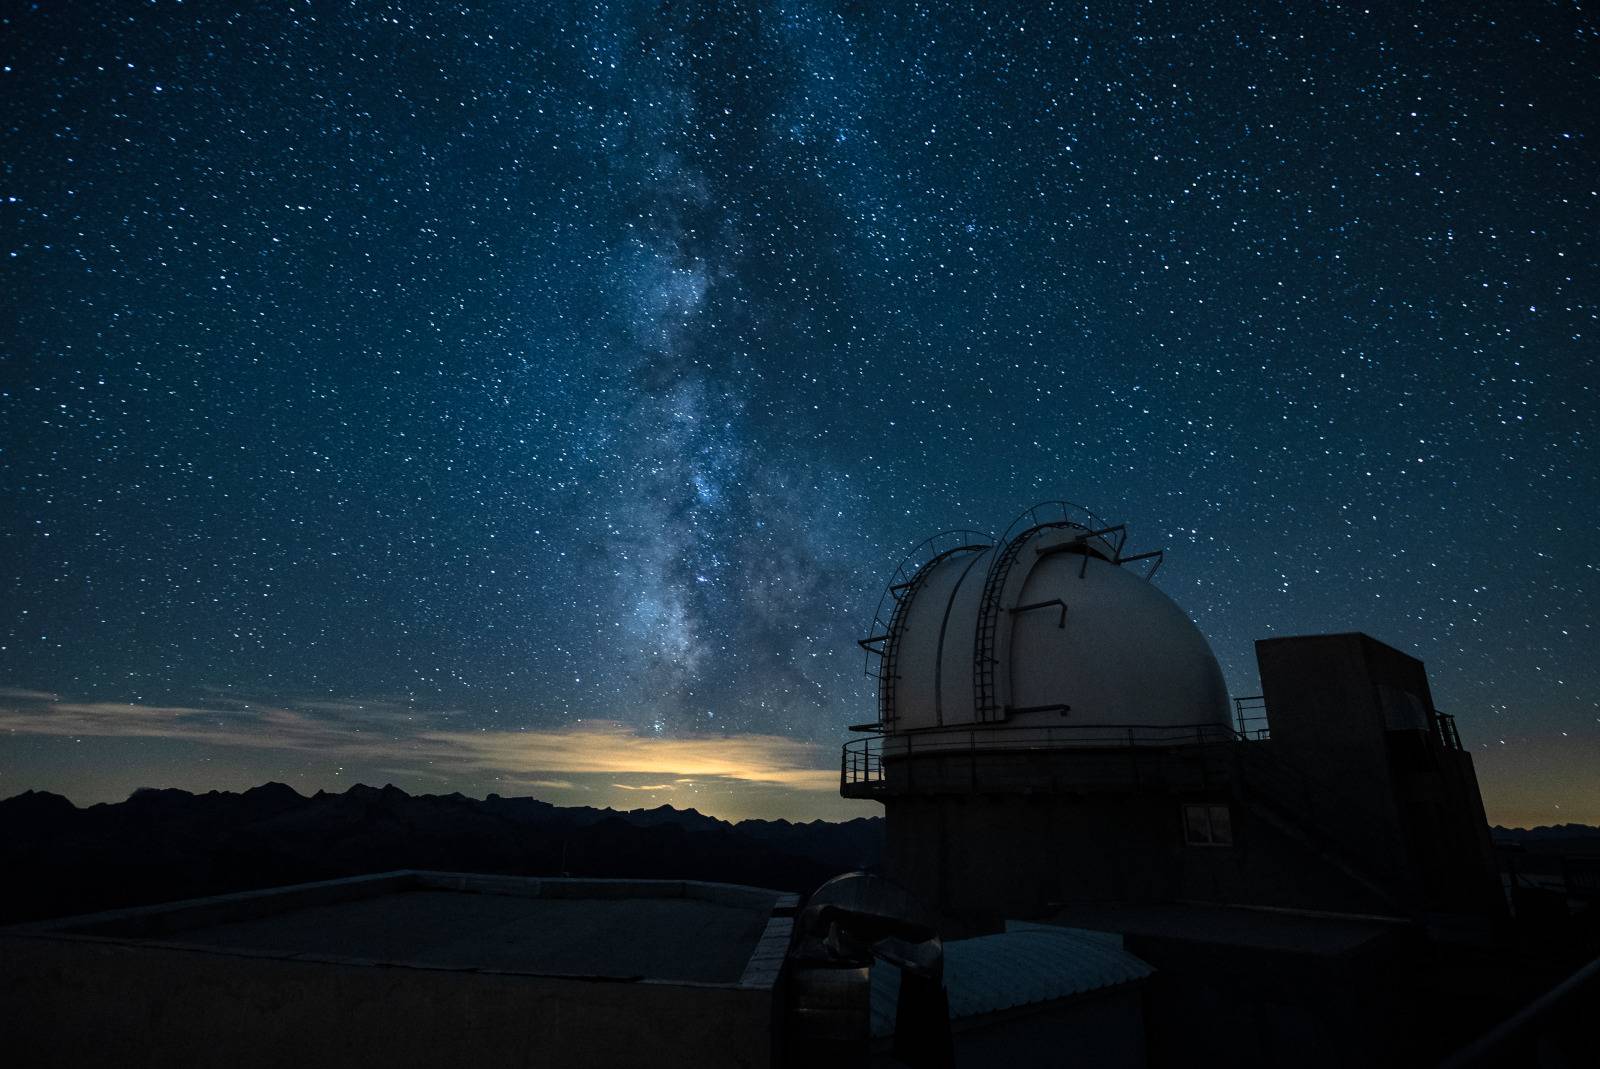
xmin=1183 ymin=803 xmax=1234 ymax=846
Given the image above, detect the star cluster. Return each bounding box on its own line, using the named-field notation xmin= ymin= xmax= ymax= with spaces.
xmin=1 ymin=2 xmax=1595 ymax=821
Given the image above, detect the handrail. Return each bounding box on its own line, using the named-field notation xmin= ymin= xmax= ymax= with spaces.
xmin=840 ymin=722 xmax=1242 ymax=789
xmin=841 ymin=715 xmax=1405 ymax=910
xmin=859 ymin=530 xmax=993 ymax=679
xmin=848 ymin=721 xmax=1239 ymax=745
xmin=1432 ymin=709 xmax=1464 ymax=752
xmin=995 ymin=500 xmax=1119 ymax=552
xmin=971 ymin=503 xmax=1170 ymax=724
xmin=1441 ymin=951 xmax=1600 ymax=1067
xmin=1233 ymin=695 xmax=1270 ymax=740
xmin=839 ymin=722 xmax=1403 ymax=904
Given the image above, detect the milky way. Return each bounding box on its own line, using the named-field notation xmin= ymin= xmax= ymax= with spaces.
xmin=1 ymin=2 xmax=1596 ymax=821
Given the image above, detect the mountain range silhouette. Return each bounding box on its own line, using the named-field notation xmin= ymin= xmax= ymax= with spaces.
xmin=0 ymin=783 xmax=883 ymax=924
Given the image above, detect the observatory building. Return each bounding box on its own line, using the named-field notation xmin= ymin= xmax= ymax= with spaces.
xmin=4 ymin=500 xmax=1570 ymax=1068
xmin=840 ymin=501 xmax=1511 ymax=1063
xmin=845 ymin=502 xmax=1501 ymax=932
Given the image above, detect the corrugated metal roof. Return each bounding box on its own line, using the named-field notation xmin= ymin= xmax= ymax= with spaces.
xmin=871 ymin=922 xmax=1153 ymax=1037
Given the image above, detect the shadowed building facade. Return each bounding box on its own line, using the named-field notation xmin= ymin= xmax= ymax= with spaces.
xmin=0 ymin=501 xmax=1528 ymax=1069
xmin=839 ymin=502 xmax=1516 ymax=1064
xmin=844 ymin=502 xmax=1503 ymax=937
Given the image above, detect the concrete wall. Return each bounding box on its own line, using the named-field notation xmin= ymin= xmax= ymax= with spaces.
xmin=1388 ymin=744 xmax=1505 ymax=924
xmin=1256 ymin=633 xmax=1505 ymax=926
xmin=1127 ymin=925 xmax=1416 ymax=1069
xmin=870 ymin=632 xmax=1504 ymax=932
xmin=882 ymin=773 xmax=1395 ymax=932
xmin=0 ymin=934 xmax=776 ymax=1069
xmin=1256 ymin=634 xmax=1414 ymax=891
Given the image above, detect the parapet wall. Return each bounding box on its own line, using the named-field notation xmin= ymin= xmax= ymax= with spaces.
xmin=0 ymin=935 xmax=774 ymax=1069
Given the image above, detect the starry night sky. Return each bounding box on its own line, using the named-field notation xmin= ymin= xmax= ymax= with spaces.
xmin=2 ymin=1 xmax=1596 ymax=823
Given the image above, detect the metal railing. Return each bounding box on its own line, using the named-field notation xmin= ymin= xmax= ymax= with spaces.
xmin=840 ymin=722 xmax=1240 ymax=790
xmin=841 ymin=734 xmax=886 ymax=788
xmin=858 ymin=530 xmax=993 ymax=679
xmin=1232 ymin=695 xmax=1465 ymax=753
xmin=971 ymin=502 xmax=1142 ymax=725
xmin=1442 ymin=951 xmax=1600 ymax=1068
xmin=840 ymin=717 xmax=1403 ymax=906
xmin=1233 ymin=694 xmax=1270 ymax=740
xmin=1433 ymin=709 xmax=1463 ymax=751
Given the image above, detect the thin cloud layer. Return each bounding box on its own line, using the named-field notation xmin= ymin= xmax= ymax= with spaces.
xmin=0 ymin=692 xmax=841 ymax=795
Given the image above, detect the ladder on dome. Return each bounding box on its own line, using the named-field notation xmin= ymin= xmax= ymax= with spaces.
xmin=972 ymin=513 xmax=1155 ymax=722
xmin=972 ymin=531 xmax=1032 ymax=722
xmin=859 ymin=532 xmax=993 ymax=730
xmin=874 ymin=567 xmax=928 ymax=727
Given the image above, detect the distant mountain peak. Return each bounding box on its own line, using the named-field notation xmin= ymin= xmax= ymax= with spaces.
xmin=343 ymin=782 xmax=411 ymax=800
xmin=244 ymin=782 xmax=304 ymax=800
xmin=0 ymin=789 xmax=78 ymax=817
xmin=1492 ymin=822 xmax=1600 ymax=839
xmin=0 ymin=779 xmax=886 ymax=926
xmin=128 ymin=787 xmax=195 ymax=801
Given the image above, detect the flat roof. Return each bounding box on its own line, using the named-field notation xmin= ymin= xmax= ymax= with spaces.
xmin=15 ymin=871 xmax=796 ymax=986
xmin=871 ymin=922 xmax=1152 ymax=1037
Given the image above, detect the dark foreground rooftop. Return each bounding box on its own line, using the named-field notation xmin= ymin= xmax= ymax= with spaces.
xmin=1 ymin=871 xmax=797 ymax=1069
xmin=139 ymin=886 xmax=767 ymax=982
xmin=14 ymin=869 xmax=795 ymax=985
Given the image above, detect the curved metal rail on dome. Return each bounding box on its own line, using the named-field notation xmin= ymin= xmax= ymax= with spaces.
xmin=996 ymin=500 xmax=1117 ymax=551
xmin=858 ymin=530 xmax=994 ymax=728
xmin=971 ymin=501 xmax=1142 ymax=723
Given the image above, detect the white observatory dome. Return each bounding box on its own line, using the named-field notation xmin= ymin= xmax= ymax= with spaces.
xmin=862 ymin=503 xmax=1230 ymax=740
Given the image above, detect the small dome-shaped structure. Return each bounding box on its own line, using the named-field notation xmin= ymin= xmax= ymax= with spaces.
xmin=861 ymin=502 xmax=1229 ymax=742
